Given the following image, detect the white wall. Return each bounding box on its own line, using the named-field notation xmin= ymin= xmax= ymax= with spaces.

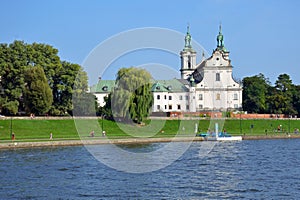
xmin=152 ymin=92 xmax=189 ymax=112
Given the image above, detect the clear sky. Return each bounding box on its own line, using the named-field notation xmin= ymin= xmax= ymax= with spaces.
xmin=1 ymin=0 xmax=299 ymax=85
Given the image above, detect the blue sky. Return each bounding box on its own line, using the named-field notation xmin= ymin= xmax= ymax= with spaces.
xmin=1 ymin=0 xmax=300 ymax=85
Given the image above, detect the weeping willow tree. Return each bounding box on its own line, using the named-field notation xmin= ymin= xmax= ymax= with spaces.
xmin=111 ymin=67 xmax=153 ymax=123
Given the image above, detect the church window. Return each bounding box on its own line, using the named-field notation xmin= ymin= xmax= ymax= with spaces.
xmin=199 ymin=94 xmax=203 ymax=100
xmin=102 ymin=86 xmax=108 ymax=91
xmin=157 ymin=95 xmax=160 ymax=100
xmin=216 ymin=73 xmax=220 ymax=81
xmin=234 ymin=93 xmax=238 ymax=100
xmin=188 ymin=56 xmax=191 ymax=69
xmin=216 ymin=93 xmax=220 ymax=100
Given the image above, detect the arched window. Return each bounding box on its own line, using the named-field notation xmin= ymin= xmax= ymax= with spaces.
xmin=188 ymin=56 xmax=191 ymax=69
xmin=234 ymin=93 xmax=238 ymax=100
xmin=216 ymin=73 xmax=220 ymax=81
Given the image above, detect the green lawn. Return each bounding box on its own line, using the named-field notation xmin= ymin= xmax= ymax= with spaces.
xmin=0 ymin=118 xmax=299 ymax=141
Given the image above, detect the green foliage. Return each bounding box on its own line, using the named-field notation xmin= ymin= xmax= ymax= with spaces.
xmin=292 ymin=85 xmax=300 ymax=115
xmin=71 ymin=67 xmax=96 ymax=116
xmin=243 ymin=73 xmax=299 ymax=115
xmin=242 ymin=73 xmax=269 ymax=113
xmin=24 ymin=66 xmax=53 ymax=115
xmin=0 ymin=40 xmax=91 ymax=116
xmin=50 ymin=62 xmax=88 ymax=116
xmin=107 ymin=67 xmax=154 ymax=123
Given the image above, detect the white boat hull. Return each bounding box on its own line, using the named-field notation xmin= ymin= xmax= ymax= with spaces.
xmin=206 ymin=136 xmax=242 ymax=141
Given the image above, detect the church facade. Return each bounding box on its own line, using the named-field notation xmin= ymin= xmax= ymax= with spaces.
xmin=90 ymin=26 xmax=242 ymax=113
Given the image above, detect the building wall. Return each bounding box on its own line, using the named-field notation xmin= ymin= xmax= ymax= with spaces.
xmin=95 ymin=93 xmax=109 ymax=107
xmin=152 ymin=92 xmax=190 ymax=112
xmin=194 ymin=51 xmax=242 ymax=111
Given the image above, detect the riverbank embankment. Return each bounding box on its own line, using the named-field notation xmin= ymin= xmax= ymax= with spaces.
xmin=1 ymin=134 xmax=300 ymax=149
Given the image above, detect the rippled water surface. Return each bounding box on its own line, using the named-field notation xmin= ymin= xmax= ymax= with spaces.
xmin=1 ymin=139 xmax=300 ymax=199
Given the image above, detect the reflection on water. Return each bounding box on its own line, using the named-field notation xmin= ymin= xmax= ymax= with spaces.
xmin=1 ymin=139 xmax=300 ymax=199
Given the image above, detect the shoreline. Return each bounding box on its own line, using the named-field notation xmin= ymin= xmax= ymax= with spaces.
xmin=1 ymin=134 xmax=300 ymax=150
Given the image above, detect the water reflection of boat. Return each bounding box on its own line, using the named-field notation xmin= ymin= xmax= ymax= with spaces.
xmin=196 ymin=123 xmax=242 ymax=141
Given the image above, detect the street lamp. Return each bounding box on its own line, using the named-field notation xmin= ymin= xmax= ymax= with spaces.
xmin=288 ymin=114 xmax=291 ymax=134
xmin=102 ymin=114 xmax=106 ymax=136
xmin=239 ymin=107 xmax=243 ymax=135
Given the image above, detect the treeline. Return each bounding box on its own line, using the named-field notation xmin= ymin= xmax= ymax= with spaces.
xmin=1 ymin=41 xmax=300 ymax=117
xmin=0 ymin=40 xmax=89 ymax=116
xmin=243 ymin=73 xmax=300 ymax=115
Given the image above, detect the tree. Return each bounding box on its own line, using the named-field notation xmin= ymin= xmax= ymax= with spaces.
xmin=0 ymin=40 xmax=90 ymax=116
xmin=292 ymin=85 xmax=300 ymax=116
xmin=72 ymin=69 xmax=96 ymax=116
xmin=268 ymin=74 xmax=295 ymax=114
xmin=0 ymin=41 xmax=28 ymax=114
xmin=242 ymin=73 xmax=270 ymax=113
xmin=50 ymin=62 xmax=85 ymax=115
xmin=24 ymin=66 xmax=53 ymax=115
xmin=109 ymin=67 xmax=153 ymax=123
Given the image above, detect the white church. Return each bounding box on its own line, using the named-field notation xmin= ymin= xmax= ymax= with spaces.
xmin=90 ymin=26 xmax=242 ymax=113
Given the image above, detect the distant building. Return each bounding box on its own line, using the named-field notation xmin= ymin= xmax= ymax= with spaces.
xmin=90 ymin=25 xmax=242 ymax=112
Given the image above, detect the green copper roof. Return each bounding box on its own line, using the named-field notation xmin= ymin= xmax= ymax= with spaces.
xmin=91 ymin=79 xmax=189 ymax=93
xmin=216 ymin=24 xmax=228 ymax=52
xmin=183 ymin=24 xmax=195 ymax=52
xmin=89 ymin=80 xmax=115 ymax=93
xmin=151 ymin=79 xmax=189 ymax=92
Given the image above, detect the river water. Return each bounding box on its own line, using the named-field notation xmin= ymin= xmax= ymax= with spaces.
xmin=1 ymin=139 xmax=300 ymax=199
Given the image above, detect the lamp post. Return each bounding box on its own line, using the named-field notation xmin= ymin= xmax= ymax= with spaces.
xmin=102 ymin=114 xmax=106 ymax=137
xmin=288 ymin=114 xmax=291 ymax=134
xmin=10 ymin=115 xmax=13 ymax=138
xmin=239 ymin=107 xmax=242 ymax=135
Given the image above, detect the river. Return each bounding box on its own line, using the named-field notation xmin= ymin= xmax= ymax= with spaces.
xmin=1 ymin=139 xmax=300 ymax=199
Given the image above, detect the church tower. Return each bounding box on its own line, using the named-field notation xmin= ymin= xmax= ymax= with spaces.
xmin=216 ymin=24 xmax=230 ymax=59
xmin=180 ymin=25 xmax=197 ymax=79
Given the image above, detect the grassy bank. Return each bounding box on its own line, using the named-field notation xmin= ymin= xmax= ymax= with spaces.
xmin=0 ymin=118 xmax=299 ymax=141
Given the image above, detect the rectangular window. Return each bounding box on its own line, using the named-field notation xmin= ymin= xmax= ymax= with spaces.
xmin=216 ymin=73 xmax=220 ymax=81
xmin=169 ymin=96 xmax=172 ymax=100
xmin=157 ymin=95 xmax=160 ymax=100
xmin=169 ymin=105 xmax=172 ymax=110
xmin=199 ymin=94 xmax=203 ymax=100
xmin=186 ymin=105 xmax=189 ymax=110
xmin=177 ymin=104 xmax=181 ymax=110
xmin=199 ymin=104 xmax=203 ymax=109
xmin=234 ymin=93 xmax=238 ymax=100
xmin=216 ymin=93 xmax=220 ymax=100
xmin=185 ymin=95 xmax=189 ymax=100
xmin=157 ymin=105 xmax=160 ymax=110
xmin=179 ymin=95 xmax=183 ymax=100
xmin=234 ymin=104 xmax=238 ymax=108
xmin=164 ymin=95 xmax=167 ymax=100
